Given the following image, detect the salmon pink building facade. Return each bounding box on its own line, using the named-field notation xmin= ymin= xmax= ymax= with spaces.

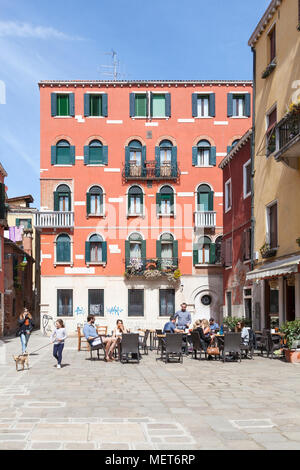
xmin=37 ymin=80 xmax=252 ymax=332
xmin=0 ymin=163 xmax=7 ymax=336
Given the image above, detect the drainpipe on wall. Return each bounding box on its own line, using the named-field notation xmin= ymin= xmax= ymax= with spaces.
xmin=251 ymin=46 xmax=256 ymax=273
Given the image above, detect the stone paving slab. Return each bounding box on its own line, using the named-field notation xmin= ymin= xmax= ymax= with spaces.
xmin=0 ymin=331 xmax=300 ymax=450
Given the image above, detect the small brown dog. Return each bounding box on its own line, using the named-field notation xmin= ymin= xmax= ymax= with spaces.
xmin=13 ymin=353 xmax=29 ymax=371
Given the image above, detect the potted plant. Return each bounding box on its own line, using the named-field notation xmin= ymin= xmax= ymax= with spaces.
xmin=260 ymin=242 xmax=277 ymax=259
xmin=223 ymin=316 xmax=243 ymax=332
xmin=280 ymin=320 xmax=300 ymax=363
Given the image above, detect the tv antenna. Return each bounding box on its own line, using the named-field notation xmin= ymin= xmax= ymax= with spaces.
xmin=99 ymin=49 xmax=124 ymax=80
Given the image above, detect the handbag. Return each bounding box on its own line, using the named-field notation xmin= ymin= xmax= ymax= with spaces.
xmin=206 ymin=346 xmax=220 ymax=356
xmin=91 ymin=337 xmax=101 ymax=347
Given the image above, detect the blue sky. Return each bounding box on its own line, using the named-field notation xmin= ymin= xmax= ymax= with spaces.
xmin=0 ymin=0 xmax=270 ymax=206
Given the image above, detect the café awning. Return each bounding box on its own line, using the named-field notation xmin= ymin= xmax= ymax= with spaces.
xmin=246 ymin=254 xmax=300 ymax=281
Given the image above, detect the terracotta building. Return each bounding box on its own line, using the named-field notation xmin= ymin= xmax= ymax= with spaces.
xmin=0 ymin=162 xmax=7 ymax=336
xmin=37 ymin=79 xmax=252 ymax=332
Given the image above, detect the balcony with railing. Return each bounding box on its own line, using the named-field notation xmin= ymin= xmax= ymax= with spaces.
xmin=274 ymin=112 xmax=300 ymax=162
xmin=35 ymin=211 xmax=74 ymax=228
xmin=124 ymin=258 xmax=180 ymax=281
xmin=122 ymin=161 xmax=180 ymax=182
xmin=194 ymin=211 xmax=216 ymax=228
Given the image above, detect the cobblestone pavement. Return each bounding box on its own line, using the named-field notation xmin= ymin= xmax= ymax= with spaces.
xmin=0 ymin=332 xmax=300 ymax=450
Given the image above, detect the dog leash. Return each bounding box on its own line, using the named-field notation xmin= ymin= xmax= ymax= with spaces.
xmin=28 ymin=343 xmax=52 ymax=355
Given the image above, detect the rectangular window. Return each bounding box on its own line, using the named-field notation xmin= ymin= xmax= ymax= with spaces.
xmin=197 ymin=95 xmax=209 ymax=117
xmin=267 ymin=202 xmax=278 ymax=249
xmin=243 ymin=228 xmax=251 ymax=261
xmin=128 ymin=289 xmax=144 ymax=317
xmin=90 ymin=195 xmax=103 ymax=215
xmin=269 ymin=26 xmax=276 ymax=62
xmin=90 ymin=95 xmax=102 ymax=116
xmin=17 ymin=219 xmax=32 ymax=229
xmin=232 ymin=95 xmax=245 ymax=117
xmin=135 ymin=94 xmax=147 ymax=117
xmin=225 ymin=179 xmax=232 ymax=212
xmin=57 ymin=289 xmax=73 ymax=317
xmin=159 ymin=289 xmax=175 ymax=316
xmin=225 ymin=238 xmax=232 ymax=268
xmin=88 ymin=289 xmax=104 ymax=316
xmin=226 ymin=292 xmax=232 ymax=317
xmin=152 ymin=94 xmax=166 ymax=117
xmin=197 ymin=148 xmax=210 ymax=167
xmin=243 ymin=160 xmax=251 ymax=198
xmin=266 ymin=107 xmax=277 ymax=156
xmin=129 ymin=196 xmax=142 ymax=215
xmin=57 ymin=94 xmax=69 ymax=116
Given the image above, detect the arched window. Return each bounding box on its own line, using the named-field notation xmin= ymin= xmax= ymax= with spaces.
xmin=128 ymin=186 xmax=143 ymax=216
xmin=159 ymin=140 xmax=172 ymax=177
xmin=197 ymin=140 xmax=211 ymax=167
xmin=215 ymin=236 xmax=222 ymax=264
xmin=54 ymin=184 xmax=71 ymax=212
xmin=85 ymin=234 xmax=107 ymax=264
xmin=56 ymin=140 xmax=71 ymax=165
xmin=197 ymin=184 xmax=214 ymax=212
xmin=87 ymin=186 xmax=104 ymax=216
xmin=84 ymin=140 xmax=108 ymax=165
xmin=125 ymin=233 xmax=146 ymax=267
xmin=157 ymin=233 xmax=178 ymax=268
xmin=56 ymin=234 xmax=71 ymax=263
xmin=125 ymin=140 xmax=144 ymax=177
xmin=157 ymin=185 xmax=174 ymax=216
xmin=198 ymin=236 xmax=211 ymax=264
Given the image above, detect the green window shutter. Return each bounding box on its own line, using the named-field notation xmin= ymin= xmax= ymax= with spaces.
xmin=192 ymin=94 xmax=198 ymax=117
xmin=85 ymin=242 xmax=91 ymax=263
xmin=245 ymin=93 xmax=251 ymax=117
xmin=165 ymin=93 xmax=171 ymax=117
xmin=28 ymin=219 xmax=32 ymax=229
xmin=102 ymin=242 xmax=107 ymax=263
xmin=70 ymin=146 xmax=75 ymax=165
xmin=141 ymin=240 xmax=146 ymax=259
xmin=141 ymin=146 xmax=146 ymax=176
xmin=156 ymin=193 xmax=161 ymax=214
xmin=140 ymin=193 xmax=144 ymax=214
xmin=51 ymin=146 xmax=56 ymax=165
xmin=129 ymin=93 xmax=135 ymax=117
xmin=192 ymin=147 xmax=198 ymax=166
xmin=51 ymin=93 xmax=57 ymax=116
xmin=208 ymin=191 xmax=214 ymax=211
xmin=227 ymin=93 xmax=233 ymax=117
xmin=155 ymin=146 xmax=160 ymax=177
xmin=16 ymin=218 xmax=20 ymax=227
xmin=193 ymin=247 xmax=199 ymax=266
xmin=170 ymin=192 xmax=174 ymax=214
xmin=150 ymin=92 xmax=153 ymax=117
xmin=69 ymin=93 xmax=75 ymax=116
xmin=53 ymin=192 xmax=59 ymax=211
xmin=156 ymin=240 xmax=161 ymax=258
xmin=125 ymin=146 xmax=130 ymax=177
xmin=86 ymin=193 xmax=91 ymax=215
xmin=67 ymin=192 xmax=71 ymax=211
xmin=102 ymin=146 xmax=108 ymax=165
xmin=171 ymin=146 xmax=177 ymax=177
xmin=209 ymin=93 xmax=216 ymax=117
xmin=64 ymin=241 xmax=71 ymax=261
xmin=209 ymin=243 xmax=216 ymax=264
xmin=227 ymin=146 xmax=231 ymax=154
xmin=125 ymin=240 xmax=130 ymax=267
xmin=173 ymin=241 xmax=178 ymax=266
xmin=102 ymin=94 xmax=108 ymax=117
xmin=84 ymin=94 xmax=90 ymax=116
xmin=84 ymin=146 xmax=89 ymax=165
xmin=209 ymin=147 xmax=216 ymax=166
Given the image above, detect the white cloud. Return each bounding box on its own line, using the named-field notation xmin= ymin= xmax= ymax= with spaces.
xmin=0 ymin=21 xmax=83 ymax=40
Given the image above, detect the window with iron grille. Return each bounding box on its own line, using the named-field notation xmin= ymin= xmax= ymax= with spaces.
xmin=128 ymin=289 xmax=144 ymax=317
xmin=88 ymin=289 xmax=104 ymax=316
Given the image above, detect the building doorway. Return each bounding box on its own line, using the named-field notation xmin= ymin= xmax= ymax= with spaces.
xmin=286 ymin=280 xmax=295 ymax=322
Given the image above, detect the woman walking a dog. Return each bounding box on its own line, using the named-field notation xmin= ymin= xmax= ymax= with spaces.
xmin=17 ymin=307 xmax=34 ymax=354
xmin=50 ymin=319 xmax=67 ymax=369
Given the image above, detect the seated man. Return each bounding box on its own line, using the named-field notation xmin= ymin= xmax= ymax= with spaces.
xmin=83 ymin=315 xmax=117 ymax=362
xmin=209 ymin=317 xmax=220 ymax=332
xmin=163 ymin=316 xmax=184 ymax=334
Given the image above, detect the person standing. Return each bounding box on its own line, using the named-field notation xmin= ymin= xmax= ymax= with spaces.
xmin=17 ymin=307 xmax=34 ymax=354
xmin=50 ymin=320 xmax=67 ymax=369
xmin=174 ymin=303 xmax=192 ymax=330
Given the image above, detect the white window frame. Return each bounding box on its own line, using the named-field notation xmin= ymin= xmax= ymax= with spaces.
xmin=225 ymin=179 xmax=232 ymax=213
xmin=265 ymin=200 xmax=278 ymax=248
xmin=243 ymin=159 xmax=251 ymax=199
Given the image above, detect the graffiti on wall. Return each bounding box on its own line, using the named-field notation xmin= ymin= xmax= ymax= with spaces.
xmin=106 ymin=306 xmax=124 ymax=316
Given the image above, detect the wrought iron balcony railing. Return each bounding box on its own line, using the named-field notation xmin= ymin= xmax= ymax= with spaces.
xmin=194 ymin=211 xmax=216 ymax=228
xmin=274 ymin=114 xmax=300 ymax=160
xmin=124 ymin=257 xmax=179 ymax=276
xmin=122 ymin=161 xmax=180 ymax=182
xmin=35 ymin=211 xmax=74 ymax=228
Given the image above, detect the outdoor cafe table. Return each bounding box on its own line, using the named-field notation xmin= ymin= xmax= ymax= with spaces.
xmin=138 ymin=329 xmax=156 ymax=350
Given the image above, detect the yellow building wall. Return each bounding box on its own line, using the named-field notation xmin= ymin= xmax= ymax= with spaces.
xmin=253 ymin=0 xmax=300 ymax=263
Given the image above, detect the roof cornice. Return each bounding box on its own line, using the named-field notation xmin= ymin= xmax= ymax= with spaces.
xmin=38 ymin=79 xmax=253 ymax=87
xmin=248 ymin=0 xmax=282 ymax=47
xmin=219 ymin=128 xmax=253 ymax=169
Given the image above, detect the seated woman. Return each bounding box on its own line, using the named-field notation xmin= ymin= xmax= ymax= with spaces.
xmin=112 ymin=319 xmax=129 ymax=358
xmin=193 ymin=319 xmax=211 ymax=352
